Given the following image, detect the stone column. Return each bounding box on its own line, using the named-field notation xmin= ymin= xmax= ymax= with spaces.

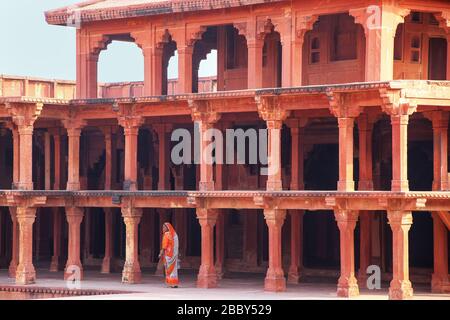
xmin=64 ymin=207 xmax=84 ymax=281
xmin=334 ymin=210 xmax=359 ymax=297
xmin=44 ymin=132 xmax=51 ymax=190
xmin=280 ymin=23 xmax=292 ymax=87
xmin=11 ymin=126 xmax=20 ymax=189
xmin=287 ymin=120 xmax=306 ymax=283
xmin=337 ymin=118 xmax=355 ymax=191
xmin=429 ymin=111 xmax=449 ymax=191
xmin=196 ymin=208 xmax=218 ymax=288
xmin=102 ymin=127 xmax=113 ymax=190
xmin=247 ymin=38 xmax=264 ymax=89
xmin=64 ymin=120 xmax=86 ymax=191
xmin=177 ymin=45 xmax=194 ymax=94
xmin=357 ymin=115 xmax=374 ymax=284
xmin=122 ymin=206 xmax=143 ymax=284
xmin=15 ymin=207 xmax=37 ymax=284
xmin=154 ymin=124 xmax=172 ymax=191
xmin=101 ymin=208 xmax=113 ymax=274
xmin=431 ymin=213 xmax=449 ymax=293
xmin=118 ymin=116 xmax=143 ymax=191
xmin=264 ymin=209 xmax=286 ymax=292
xmin=49 ymin=209 xmax=61 ymax=272
xmin=350 ymin=7 xmax=410 ymax=81
xmin=190 ymin=101 xmax=221 ymax=191
xmin=390 ymin=114 xmax=409 ymax=192
xmin=8 ymin=207 xmax=19 ymax=278
xmin=257 ymin=97 xmax=290 ymax=191
xmin=387 ymin=210 xmax=413 ymax=300
xmin=215 ymin=212 xmax=226 ymax=280
xmin=17 ymin=125 xmax=34 ymax=190
xmin=292 ymin=15 xmax=319 ymax=86
xmin=288 ymin=211 xmax=303 ymax=284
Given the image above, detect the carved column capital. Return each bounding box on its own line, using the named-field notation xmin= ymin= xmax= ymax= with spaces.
xmin=196 ymin=208 xmax=218 ymax=227
xmin=256 ymin=96 xmax=290 ymax=124
xmin=6 ymin=102 xmax=43 ymax=128
xmin=188 ymin=100 xmax=222 ymax=124
xmin=379 ymin=89 xmax=417 ymax=117
xmin=327 ymin=91 xmax=362 ymax=118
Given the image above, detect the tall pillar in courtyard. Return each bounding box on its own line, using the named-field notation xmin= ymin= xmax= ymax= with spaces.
xmin=63 ymin=119 xmax=86 ymax=191
xmin=334 ymin=210 xmax=359 ymax=297
xmin=387 ymin=210 xmax=413 ymax=300
xmin=246 ymin=34 xmax=264 ymax=89
xmin=6 ymin=103 xmax=43 ymax=190
xmin=350 ymin=6 xmax=410 ymax=81
xmin=357 ymin=114 xmax=375 ymax=284
xmin=64 ymin=207 xmax=84 ymax=280
xmin=286 ymin=119 xmax=307 ymax=283
xmin=15 ymin=206 xmax=37 ymax=284
xmin=431 ymin=213 xmax=450 ymax=293
xmin=189 ymin=100 xmax=221 ymax=191
xmin=121 ymin=205 xmax=143 ymax=284
xmin=197 ymin=208 xmax=218 ymax=288
xmin=256 ymin=96 xmax=290 ymax=191
xmin=264 ymin=209 xmax=287 ymax=292
xmin=381 ymin=93 xmax=416 ymax=192
xmin=292 ymin=15 xmax=319 ymax=86
xmin=118 ymin=116 xmax=144 ymax=191
xmin=328 ymin=93 xmax=361 ymax=191
xmin=8 ymin=208 xmax=19 ymax=278
xmin=101 ymin=126 xmax=115 ymax=273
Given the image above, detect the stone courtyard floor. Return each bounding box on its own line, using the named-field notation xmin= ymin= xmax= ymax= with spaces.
xmin=0 ymin=269 xmax=449 ymax=300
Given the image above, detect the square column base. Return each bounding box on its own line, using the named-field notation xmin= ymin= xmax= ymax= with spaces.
xmin=49 ymin=256 xmax=59 ymax=272
xmin=64 ymin=264 xmax=84 ymax=281
xmin=122 ymin=265 xmax=142 ymax=284
xmin=389 ymin=280 xmax=413 ymax=300
xmin=15 ymin=265 xmax=36 ymax=285
xmin=264 ymin=275 xmax=286 ymax=292
xmin=337 ymin=275 xmax=359 ymax=297
xmin=197 ymin=272 xmax=218 ymax=288
xmin=431 ymin=275 xmax=450 ymax=293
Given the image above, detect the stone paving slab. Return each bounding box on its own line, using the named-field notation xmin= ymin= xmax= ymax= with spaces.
xmin=0 ymin=270 xmax=449 ymax=300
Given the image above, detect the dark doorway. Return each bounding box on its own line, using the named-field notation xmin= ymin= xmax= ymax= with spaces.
xmin=428 ymin=38 xmax=447 ymax=80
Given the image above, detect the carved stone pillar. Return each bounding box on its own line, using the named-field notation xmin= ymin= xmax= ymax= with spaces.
xmin=122 ymin=206 xmax=142 ymax=284
xmin=101 ymin=208 xmax=113 ymax=274
xmin=292 ymin=15 xmax=319 ymax=86
xmin=380 ymin=92 xmax=416 ymax=192
xmin=49 ymin=208 xmax=61 ymax=272
xmin=63 ymin=120 xmax=86 ymax=191
xmin=15 ymin=207 xmax=37 ymax=284
xmin=350 ymin=7 xmax=410 ymax=81
xmin=387 ymin=210 xmax=413 ymax=300
xmin=177 ymin=45 xmax=194 ymax=94
xmin=17 ymin=125 xmax=34 ymax=190
xmin=118 ymin=116 xmax=144 ymax=191
xmin=264 ymin=209 xmax=286 ymax=292
xmin=257 ymin=97 xmax=290 ymax=191
xmin=64 ymin=207 xmax=84 ymax=280
xmin=8 ymin=207 xmax=18 ymax=278
xmin=197 ymin=208 xmax=218 ymax=288
xmin=431 ymin=213 xmax=449 ymax=293
xmin=189 ymin=100 xmax=221 ymax=191
xmin=247 ymin=38 xmax=264 ymax=89
xmin=334 ymin=210 xmax=359 ymax=297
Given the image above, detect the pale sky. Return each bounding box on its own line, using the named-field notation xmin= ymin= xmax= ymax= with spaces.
xmin=0 ymin=0 xmax=217 ymax=82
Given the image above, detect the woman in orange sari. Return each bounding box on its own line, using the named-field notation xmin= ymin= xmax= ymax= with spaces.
xmin=159 ymin=222 xmax=180 ymax=288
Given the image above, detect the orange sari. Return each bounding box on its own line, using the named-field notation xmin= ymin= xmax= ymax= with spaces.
xmin=162 ymin=222 xmax=179 ymax=287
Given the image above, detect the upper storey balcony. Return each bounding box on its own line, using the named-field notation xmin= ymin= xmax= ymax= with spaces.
xmin=43 ymin=0 xmax=450 ymax=98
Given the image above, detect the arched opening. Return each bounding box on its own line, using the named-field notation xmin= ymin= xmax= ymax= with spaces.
xmin=98 ymin=34 xmax=144 ymax=98
xmin=394 ymin=12 xmax=448 ymax=80
xmin=192 ymin=27 xmax=218 ymax=93
xmin=302 ymin=13 xmax=365 ymax=85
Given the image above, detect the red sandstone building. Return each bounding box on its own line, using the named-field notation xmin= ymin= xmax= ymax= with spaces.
xmin=0 ymin=0 xmax=449 ymax=300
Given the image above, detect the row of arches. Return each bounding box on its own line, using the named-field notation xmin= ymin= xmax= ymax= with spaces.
xmin=93 ymin=11 xmax=448 ymax=99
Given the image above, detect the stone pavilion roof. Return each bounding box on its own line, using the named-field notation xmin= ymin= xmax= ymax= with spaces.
xmin=45 ymin=0 xmax=284 ymax=26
